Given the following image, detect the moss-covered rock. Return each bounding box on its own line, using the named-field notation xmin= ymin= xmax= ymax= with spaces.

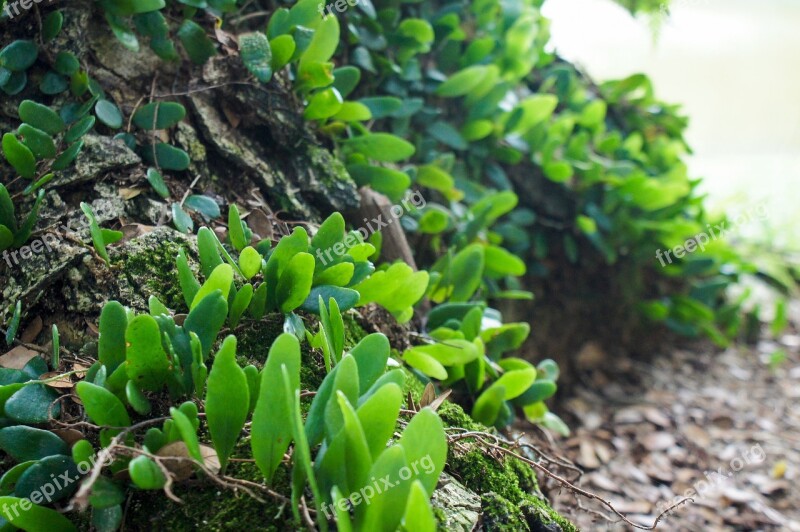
xmin=438 ymin=402 xmax=576 ymax=532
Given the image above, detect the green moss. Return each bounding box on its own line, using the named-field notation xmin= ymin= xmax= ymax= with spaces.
xmin=124 ymin=440 xmax=300 ymax=531
xmin=438 ymin=401 xmax=576 ymax=532
xmin=118 ymin=232 xmax=194 ymax=311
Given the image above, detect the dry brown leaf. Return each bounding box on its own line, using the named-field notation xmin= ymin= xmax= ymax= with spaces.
xmin=578 ymin=440 xmax=600 ymax=469
xmin=119 ymin=188 xmax=143 ymax=200
xmin=246 ymin=209 xmax=273 ymax=241
xmin=200 ymin=444 xmax=221 ymax=475
xmin=120 ymin=224 xmax=156 ymax=240
xmin=52 ymin=428 xmax=85 ymax=446
xmin=20 ymin=316 xmax=43 ymax=343
xmin=643 ymin=432 xmax=676 ymax=452
xmin=0 ymin=346 xmax=39 ymax=369
xmin=419 ymin=382 xmax=436 ymax=408
xmin=428 ymin=389 xmax=452 ymax=411
xmin=40 ymin=371 xmax=74 ymax=388
xmin=576 ymin=341 xmax=606 ymax=368
xmin=85 ymin=319 xmax=100 ymax=337
xmin=221 ymin=103 xmax=241 ymax=129
xmin=156 ymin=441 xmax=197 ymax=482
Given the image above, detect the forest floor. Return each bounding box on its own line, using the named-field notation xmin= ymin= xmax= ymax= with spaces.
xmin=523 ymin=319 xmax=800 ymax=531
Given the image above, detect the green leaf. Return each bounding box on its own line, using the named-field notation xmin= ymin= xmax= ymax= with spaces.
xmin=402 ymin=479 xmax=437 ymax=531
xmin=0 ymin=496 xmax=77 ymax=531
xmin=80 ymin=202 xmax=112 ymax=264
xmin=356 ymin=382 xmax=402 ymax=458
xmin=345 ymin=133 xmax=415 ymax=162
xmin=178 ymin=20 xmax=217 ymax=64
xmin=106 ymin=14 xmax=141 ymax=52
xmin=0 ymin=184 xmax=16 ymax=233
xmin=251 ymin=333 xmax=301 ymax=483
xmin=39 ymin=71 xmax=68 ymax=95
xmin=95 ymin=100 xmax=123 ymax=129
xmin=197 ymin=227 xmax=223 ymax=277
xmin=0 ymin=225 xmax=13 ymax=251
xmin=14 ymin=455 xmax=79 ymax=502
xmin=304 ymin=87 xmax=343 ymax=120
xmin=125 ymin=315 xmax=170 ymax=391
xmin=298 ymin=14 xmax=339 ymax=73
xmin=184 ymin=195 xmax=220 ymax=219
xmin=0 ymin=426 xmax=68 ymax=462
xmin=184 ymin=291 xmax=228 ymax=359
xmin=64 ymin=115 xmax=96 ymax=144
xmin=0 ymin=41 xmax=38 ymax=72
xmin=514 ymin=379 xmax=557 ymax=405
xmin=360 ymin=445 xmax=409 ymax=530
xmin=125 ymin=380 xmax=151 ymax=415
xmin=101 ymin=0 xmax=166 ymax=16
xmin=358 ymin=96 xmax=402 ymax=119
xmin=1 ymin=71 xmax=27 ymax=96
xmin=11 ymin=189 xmax=43 ymax=248
xmin=484 ymin=245 xmax=526 ymax=278
xmin=18 ymin=100 xmax=65 ymax=135
xmin=133 ymin=102 xmax=186 ymax=130
xmin=191 ymin=264 xmax=233 ymax=309
xmin=4 ymin=384 xmax=59 ymax=424
xmin=2 ymin=133 xmax=36 ymax=178
xmin=350 ymin=333 xmax=390 ymax=395
xmin=332 ymin=101 xmax=371 ymax=122
xmin=128 ymin=455 xmax=166 ymax=490
xmin=98 ymin=301 xmax=128 ymax=372
xmin=171 ymin=202 xmax=193 ymax=234
xmin=229 ymin=283 xmax=253 ymax=328
xmin=227 ymin=204 xmax=248 ymax=251
xmin=276 ymin=252 xmax=315 ymax=313
xmin=237 ymin=247 xmax=261 ymax=280
xmin=175 ymin=248 xmax=200 ymax=308
xmin=239 ymin=32 xmax=273 ymax=83
xmin=170 ymin=406 xmax=203 ymax=462
xmin=206 ymin=336 xmax=249 ymax=471
xmin=51 ymin=140 xmax=84 ymax=170
xmin=544 ymin=161 xmax=573 ymax=182
xmin=144 ymin=143 xmax=190 ymax=170
xmin=54 ymin=51 xmax=80 ymax=76
xmin=0 ymin=461 xmax=36 ymax=496
xmin=448 ymin=244 xmax=485 ymax=302
xmin=89 ymin=477 xmax=125 ymax=509
xmin=510 ymin=94 xmax=559 ymax=133
xmin=42 ymin=11 xmax=64 ymax=42
xmin=436 ymin=65 xmax=493 ymax=97
xmin=146 ymin=167 xmax=169 ymax=198
xmin=403 ymin=348 xmax=447 ymax=380
xmin=76 ymin=381 xmax=131 ymax=427
xmin=471 ymin=385 xmax=505 ymax=426
xmin=269 ymin=35 xmax=296 ymax=71
xmin=332 ymin=66 xmax=360 ymax=98
xmin=491 ymin=368 xmax=537 ymax=400
xmin=313 ymin=262 xmax=354 ymax=287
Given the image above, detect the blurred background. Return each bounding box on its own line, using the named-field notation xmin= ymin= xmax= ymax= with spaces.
xmin=543 ymin=0 xmax=800 ymax=251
